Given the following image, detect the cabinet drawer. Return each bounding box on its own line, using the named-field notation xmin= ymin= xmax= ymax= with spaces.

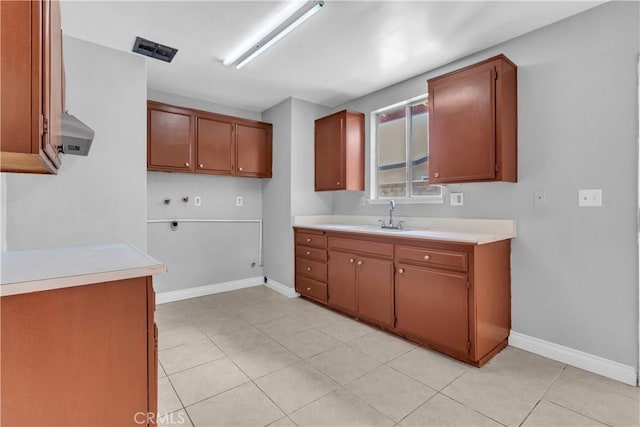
xmin=396 ymin=245 xmax=468 ymax=271
xmin=296 ymin=232 xmax=327 ymax=249
xmin=295 ymin=257 xmax=327 ymax=282
xmin=295 ymin=276 xmax=327 ymax=303
xmin=329 ymin=236 xmax=393 ymax=258
xmin=295 ymin=245 xmax=327 ymax=262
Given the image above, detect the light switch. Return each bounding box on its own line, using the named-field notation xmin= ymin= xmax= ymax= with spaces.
xmin=236 ymin=196 xmax=243 ymax=206
xmin=578 ymin=189 xmax=602 ymax=207
xmin=450 ymin=192 xmax=463 ymax=206
xmin=194 ymin=196 xmax=202 ymax=207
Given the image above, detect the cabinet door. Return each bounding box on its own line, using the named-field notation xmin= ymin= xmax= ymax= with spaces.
xmin=148 ymin=106 xmax=193 ymax=171
xmin=395 ymin=264 xmax=469 ymax=356
xmin=428 ymin=62 xmax=496 ymax=183
xmin=328 ymin=250 xmax=357 ymax=314
xmin=357 ymin=256 xmax=394 ymax=328
xmin=236 ymin=123 xmax=271 ymax=178
xmin=315 ymin=115 xmax=345 ymax=191
xmin=1 ymin=1 xmax=33 ymax=155
xmin=196 ymin=116 xmax=233 ymax=174
xmin=0 ymin=1 xmax=59 ymax=174
xmin=1 ymin=278 xmax=149 ymax=426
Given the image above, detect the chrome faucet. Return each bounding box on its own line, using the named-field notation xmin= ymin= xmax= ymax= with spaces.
xmin=379 ymin=200 xmax=403 ymax=229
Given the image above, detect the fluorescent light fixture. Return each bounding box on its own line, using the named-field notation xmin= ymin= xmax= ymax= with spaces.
xmin=223 ymin=0 xmax=324 ymax=69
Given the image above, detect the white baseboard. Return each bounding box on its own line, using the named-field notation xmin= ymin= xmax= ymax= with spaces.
xmin=265 ymin=278 xmax=300 ymax=298
xmin=156 ymin=276 xmax=263 ymax=304
xmin=509 ymin=331 xmax=637 ymax=386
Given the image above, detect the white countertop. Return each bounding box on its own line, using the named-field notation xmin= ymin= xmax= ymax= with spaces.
xmin=1 ymin=244 xmax=166 ymax=297
xmin=293 ymin=215 xmax=516 ymax=245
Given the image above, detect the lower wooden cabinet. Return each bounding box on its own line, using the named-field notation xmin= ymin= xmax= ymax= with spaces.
xmin=295 ymin=275 xmax=327 ymax=303
xmin=327 ymin=250 xmax=358 ymax=314
xmin=294 ymin=229 xmax=329 ymax=303
xmin=0 ymin=277 xmax=157 ymax=426
xmin=327 ymin=249 xmax=393 ymax=328
xmin=293 ymin=226 xmax=511 ymax=367
xmin=395 ymin=264 xmax=469 ymax=357
xmin=356 ymin=255 xmax=394 ymax=329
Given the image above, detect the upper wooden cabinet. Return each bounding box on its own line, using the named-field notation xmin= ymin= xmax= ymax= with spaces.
xmin=147 ymin=101 xmax=272 ymax=178
xmin=196 ymin=116 xmax=233 ymax=174
xmin=1 ymin=0 xmax=64 ymax=174
xmin=428 ymin=54 xmax=517 ymax=184
xmin=148 ymin=104 xmax=193 ymax=172
xmin=314 ymin=110 xmax=365 ymax=191
xmin=235 ymin=122 xmax=272 ymax=177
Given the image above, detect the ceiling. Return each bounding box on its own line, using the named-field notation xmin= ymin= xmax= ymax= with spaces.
xmin=61 ymin=1 xmax=602 ymax=113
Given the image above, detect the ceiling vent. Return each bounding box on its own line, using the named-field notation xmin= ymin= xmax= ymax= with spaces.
xmin=132 ymin=36 xmax=178 ymax=62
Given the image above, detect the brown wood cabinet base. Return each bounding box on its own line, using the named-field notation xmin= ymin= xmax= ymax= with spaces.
xmin=0 ymin=277 xmax=157 ymax=426
xmin=294 ymin=227 xmax=511 ymax=367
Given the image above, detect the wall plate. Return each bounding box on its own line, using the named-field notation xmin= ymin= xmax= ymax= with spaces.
xmin=578 ymin=189 xmax=602 ymax=207
xmin=450 ymin=192 xmax=464 ymax=206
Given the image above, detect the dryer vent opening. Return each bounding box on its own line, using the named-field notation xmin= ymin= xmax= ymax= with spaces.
xmin=132 ymin=36 xmax=178 ymax=63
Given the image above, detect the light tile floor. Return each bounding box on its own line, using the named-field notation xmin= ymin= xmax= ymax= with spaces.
xmin=156 ymin=286 xmax=640 ymax=427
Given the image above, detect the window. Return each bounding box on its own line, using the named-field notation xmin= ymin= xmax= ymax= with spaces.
xmin=370 ymin=95 xmax=443 ymax=202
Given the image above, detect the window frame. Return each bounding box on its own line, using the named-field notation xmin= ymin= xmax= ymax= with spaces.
xmin=369 ymin=94 xmax=443 ymax=204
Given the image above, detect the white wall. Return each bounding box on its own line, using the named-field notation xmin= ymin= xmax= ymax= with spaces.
xmin=262 ymin=99 xmax=293 ymax=287
xmin=331 ymin=2 xmax=640 ymax=368
xmin=4 ymin=36 xmax=147 ymax=251
xmin=148 ymin=89 xmax=261 ymax=121
xmin=261 ymin=97 xmax=332 ymax=288
xmin=290 ymin=98 xmax=333 ymax=217
xmin=146 ymin=90 xmax=264 ymax=293
xmin=147 ymin=172 xmax=263 ymax=293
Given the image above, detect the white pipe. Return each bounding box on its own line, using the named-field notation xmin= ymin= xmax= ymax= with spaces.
xmin=146 ymin=219 xmax=263 ymax=267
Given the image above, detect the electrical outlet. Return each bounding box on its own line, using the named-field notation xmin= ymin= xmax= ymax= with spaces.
xmin=450 ymin=192 xmax=463 ymax=206
xmin=534 ymin=190 xmax=546 ymax=207
xmin=194 ymin=196 xmax=202 ymax=207
xmin=236 ymin=196 xmax=243 ymax=206
xmin=578 ymin=189 xmax=602 ymax=207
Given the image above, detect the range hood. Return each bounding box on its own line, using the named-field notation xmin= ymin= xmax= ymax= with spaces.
xmin=61 ymin=112 xmax=94 ymax=156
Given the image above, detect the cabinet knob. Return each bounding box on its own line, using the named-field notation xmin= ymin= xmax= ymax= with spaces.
xmin=307 ymin=267 xmax=311 ymax=272
xmin=185 ymin=162 xmax=190 ymax=167
xmin=306 ymin=251 xmax=311 ymax=255
xmin=239 ymin=167 xmax=243 ymax=171
xmin=423 ymin=255 xmax=431 ymax=260
xmin=349 ymin=258 xmax=354 ymax=263
xmin=398 ymin=268 xmax=404 ymax=274
xmin=306 ymin=238 xmax=312 ymax=242
xmin=199 ymin=163 xmax=204 ymax=168
xmin=434 ymin=172 xmax=439 ymax=178
xmin=357 ymin=260 xmax=363 ymax=266
xmin=336 ymin=181 xmax=341 ymax=185
xmin=306 ymin=287 xmax=311 ymax=291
